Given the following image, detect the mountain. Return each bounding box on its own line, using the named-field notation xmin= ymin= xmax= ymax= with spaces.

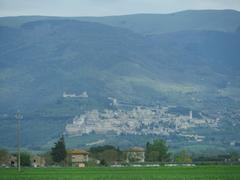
xmin=76 ymin=10 xmax=240 ymax=34
xmin=0 ymin=11 xmax=240 ymax=152
xmin=1 ymin=10 xmax=240 ymax=34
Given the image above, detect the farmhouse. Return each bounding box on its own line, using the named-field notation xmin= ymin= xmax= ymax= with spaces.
xmin=8 ymin=155 xmax=17 ymax=167
xmin=31 ymin=155 xmax=46 ymax=167
xmin=126 ymin=147 xmax=145 ymax=163
xmin=67 ymin=149 xmax=89 ymax=167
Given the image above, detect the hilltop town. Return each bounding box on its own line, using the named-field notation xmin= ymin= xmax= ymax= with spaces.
xmin=65 ymin=106 xmax=219 ymax=142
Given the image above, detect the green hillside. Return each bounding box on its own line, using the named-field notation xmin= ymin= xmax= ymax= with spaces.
xmin=0 ymin=11 xmax=240 ymax=151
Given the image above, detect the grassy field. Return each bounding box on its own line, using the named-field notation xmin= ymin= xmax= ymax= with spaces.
xmin=0 ymin=165 xmax=240 ymax=180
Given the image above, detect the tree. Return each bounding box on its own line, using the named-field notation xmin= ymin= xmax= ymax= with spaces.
xmin=147 ymin=151 xmax=160 ymax=162
xmin=51 ymin=136 xmax=67 ymax=164
xmin=145 ymin=139 xmax=170 ymax=162
xmin=20 ymin=152 xmax=31 ymax=166
xmin=175 ymin=150 xmax=192 ymax=164
xmin=229 ymin=151 xmax=239 ymax=162
xmin=89 ymin=145 xmax=123 ymax=165
xmin=42 ymin=151 xmax=54 ymax=166
xmin=101 ymin=149 xmax=119 ymax=164
xmin=12 ymin=151 xmax=31 ymax=166
xmin=0 ymin=149 xmax=10 ymax=165
xmin=100 ymin=159 xmax=107 ymax=166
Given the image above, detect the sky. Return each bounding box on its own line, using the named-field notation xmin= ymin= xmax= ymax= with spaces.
xmin=0 ymin=0 xmax=240 ymax=17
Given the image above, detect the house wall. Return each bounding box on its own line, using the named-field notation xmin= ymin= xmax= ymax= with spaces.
xmin=68 ymin=154 xmax=89 ymax=167
xmin=71 ymin=154 xmax=88 ymax=162
xmin=126 ymin=152 xmax=145 ymax=163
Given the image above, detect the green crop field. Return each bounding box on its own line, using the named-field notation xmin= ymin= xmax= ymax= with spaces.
xmin=0 ymin=166 xmax=240 ymax=180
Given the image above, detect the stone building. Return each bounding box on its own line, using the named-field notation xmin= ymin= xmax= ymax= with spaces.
xmin=8 ymin=155 xmax=17 ymax=167
xmin=67 ymin=149 xmax=89 ymax=167
xmin=31 ymin=155 xmax=46 ymax=167
xmin=126 ymin=147 xmax=145 ymax=163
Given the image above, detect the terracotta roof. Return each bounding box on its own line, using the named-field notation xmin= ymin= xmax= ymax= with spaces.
xmin=67 ymin=149 xmax=89 ymax=155
xmin=126 ymin=147 xmax=145 ymax=152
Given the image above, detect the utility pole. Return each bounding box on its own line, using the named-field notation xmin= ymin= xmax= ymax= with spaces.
xmin=15 ymin=111 xmax=23 ymax=172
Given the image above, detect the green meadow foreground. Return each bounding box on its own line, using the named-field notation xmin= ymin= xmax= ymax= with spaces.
xmin=1 ymin=166 xmax=240 ymax=180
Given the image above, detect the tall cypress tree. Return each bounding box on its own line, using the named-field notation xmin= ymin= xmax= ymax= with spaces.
xmin=51 ymin=136 xmax=67 ymax=163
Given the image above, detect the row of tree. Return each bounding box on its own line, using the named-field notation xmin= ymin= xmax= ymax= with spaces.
xmin=1 ymin=136 xmax=239 ymax=166
xmin=49 ymin=137 xmax=240 ymax=165
xmin=49 ymin=137 xmax=172 ymax=165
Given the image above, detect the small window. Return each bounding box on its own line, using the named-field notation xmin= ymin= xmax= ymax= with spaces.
xmin=11 ymin=161 xmax=15 ymax=166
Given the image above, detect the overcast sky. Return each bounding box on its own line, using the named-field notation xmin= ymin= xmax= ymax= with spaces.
xmin=0 ymin=0 xmax=240 ymax=17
